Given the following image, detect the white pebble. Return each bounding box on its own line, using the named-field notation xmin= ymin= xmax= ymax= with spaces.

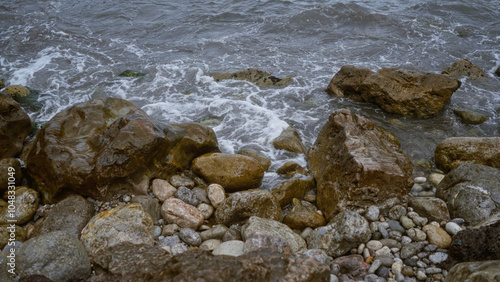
xmin=445 ymin=222 xmax=462 ymax=236
xmin=375 ymin=246 xmax=391 ymax=256
xmin=414 ymin=177 xmax=427 ymax=183
xmin=416 ymin=271 xmax=427 ymax=280
xmin=358 ymin=243 xmax=365 ymax=254
xmin=363 ymin=247 xmax=371 ymax=259
xmin=429 ymin=173 xmax=445 ymax=186
xmin=366 ymin=240 xmax=383 ymax=251
xmin=368 ymin=259 xmax=382 ymax=274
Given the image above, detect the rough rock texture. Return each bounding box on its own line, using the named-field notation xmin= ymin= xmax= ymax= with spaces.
xmin=241 ymin=216 xmax=307 ymax=253
xmin=215 ymin=189 xmax=282 ymax=226
xmin=332 ymin=254 xmax=370 ymax=281
xmin=80 ymin=203 xmax=154 ymax=256
xmin=212 ymin=68 xmax=292 ymax=87
xmin=408 ymin=197 xmax=450 ymax=222
xmin=243 ymin=233 xmax=291 ymax=254
xmin=0 ymin=224 xmax=26 ymax=248
xmin=442 ymin=58 xmax=485 ymax=78
xmin=148 ymin=249 xmax=329 ymax=281
xmin=440 ymin=221 xmax=500 ymax=270
xmin=0 ymin=92 xmax=31 ymax=158
xmin=0 ymin=158 xmax=22 ymax=192
xmin=161 ymin=198 xmax=204 ymax=230
xmin=272 ymin=127 xmax=306 ymax=154
xmin=131 ymin=195 xmax=161 ymax=222
xmin=271 ymin=176 xmax=315 ymax=207
xmin=276 ymin=161 xmax=308 ymax=177
xmin=0 ymin=187 xmax=39 ymax=225
xmin=17 ymin=231 xmax=91 ymax=282
xmin=436 ymin=163 xmax=500 ymax=225
xmin=92 ymin=242 xmax=170 ymax=281
xmin=308 ymin=109 xmax=414 ymax=220
xmin=37 ymin=194 xmax=95 ymax=238
xmin=307 ymin=210 xmax=371 ymax=258
xmin=326 ymin=66 xmax=461 ymax=118
xmin=435 ymin=137 xmax=500 ymax=172
xmin=26 ymin=97 xmax=218 ymax=203
xmin=192 ymin=153 xmax=265 ymax=192
xmin=445 ymin=260 xmax=500 ymax=282
xmin=453 ymin=108 xmax=488 ymax=124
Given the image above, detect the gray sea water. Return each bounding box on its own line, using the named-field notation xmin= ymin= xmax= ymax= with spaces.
xmin=1 ymin=0 xmax=499 ymax=187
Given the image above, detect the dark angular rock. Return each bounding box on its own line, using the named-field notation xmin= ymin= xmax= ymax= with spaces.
xmin=327 ymin=66 xmax=461 ymax=118
xmin=308 ymin=109 xmax=413 ymax=220
xmin=26 ymin=97 xmax=218 ymax=203
xmin=408 ymin=197 xmax=450 ymax=222
xmin=331 ymin=254 xmax=370 ymax=281
xmin=0 ymin=92 xmax=31 ymax=158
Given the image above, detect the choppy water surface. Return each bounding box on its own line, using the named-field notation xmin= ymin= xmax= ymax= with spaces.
xmin=1 ymin=0 xmax=499 ymax=187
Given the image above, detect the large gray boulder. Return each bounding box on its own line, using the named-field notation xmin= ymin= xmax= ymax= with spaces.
xmin=436 ymin=163 xmax=500 ymax=225
xmin=308 ymin=109 xmax=413 ymax=220
xmin=445 ymin=260 xmax=500 ymax=282
xmin=435 ymin=137 xmax=500 ymax=172
xmin=326 ymin=66 xmax=461 ymax=118
xmin=17 ymin=231 xmax=91 ymax=282
xmin=26 ymin=97 xmax=218 ymax=203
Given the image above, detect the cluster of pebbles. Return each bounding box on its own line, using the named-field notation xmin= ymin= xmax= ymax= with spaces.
xmin=42 ymin=170 xmax=469 ymax=282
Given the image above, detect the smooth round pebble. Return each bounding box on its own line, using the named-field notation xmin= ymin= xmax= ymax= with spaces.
xmin=416 ymin=271 xmax=427 ymax=280
xmin=391 ymin=259 xmax=403 ymax=274
xmin=365 ymin=206 xmax=380 ymax=222
xmin=375 ymin=246 xmax=391 ymax=256
xmin=445 ymin=222 xmax=462 ymax=236
xmin=367 ymin=240 xmax=383 ymax=251
xmin=179 ymin=228 xmax=202 ymax=246
xmin=368 ymin=259 xmax=382 ymax=274
xmin=414 ymin=177 xmax=427 ymax=183
xmin=197 ymin=203 xmax=214 ymax=219
xmin=400 ymin=216 xmax=415 ymax=230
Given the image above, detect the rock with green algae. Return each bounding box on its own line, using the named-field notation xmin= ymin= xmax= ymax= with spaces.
xmin=2 ymin=85 xmax=42 ymax=111
xmin=118 ymin=69 xmax=146 ymax=77
xmin=212 ymin=68 xmax=292 ymax=87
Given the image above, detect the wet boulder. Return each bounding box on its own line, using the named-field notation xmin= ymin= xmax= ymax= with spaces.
xmin=17 ymin=231 xmax=91 ymax=282
xmin=271 ymin=176 xmax=315 ymax=207
xmin=326 ymin=66 xmax=461 ymax=118
xmin=26 ymin=97 xmax=218 ymax=203
xmin=436 ymin=163 xmax=500 ymax=225
xmin=435 ymin=137 xmax=500 ymax=172
xmin=237 ymin=148 xmax=271 ymax=171
xmin=215 ymin=189 xmax=282 ymax=226
xmin=308 ymin=109 xmax=413 ymax=220
xmin=80 ymin=203 xmax=154 ymax=256
xmin=192 ymin=153 xmax=265 ymax=192
xmin=0 ymin=158 xmax=22 ymax=193
xmin=442 ymin=58 xmax=485 ymax=79
xmin=272 ymin=127 xmax=306 ymax=154
xmin=0 ymin=186 xmax=39 ymax=225
xmin=212 ymin=68 xmax=292 ymax=87
xmin=453 ymin=108 xmax=488 ymax=124
xmin=0 ymin=92 xmax=31 ymax=158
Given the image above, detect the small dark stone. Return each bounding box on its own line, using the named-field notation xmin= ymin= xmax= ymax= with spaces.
xmin=222 ymin=227 xmax=242 ymax=242
xmin=404 ymin=257 xmax=418 ymax=267
xmin=174 ymin=186 xmax=200 ymax=207
xmin=495 ymin=66 xmax=500 ymax=77
xmin=375 ymin=266 xmax=390 ymax=278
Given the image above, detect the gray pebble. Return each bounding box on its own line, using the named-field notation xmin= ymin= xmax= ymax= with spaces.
xmin=379 ymin=225 xmax=389 ymax=238
xmin=376 ymin=255 xmax=395 ymax=267
xmin=425 ymin=267 xmax=442 ymax=274
xmin=401 ymin=236 xmax=412 ymax=244
xmin=416 ymin=261 xmax=427 ymax=268
xmin=368 ymin=259 xmax=382 ymax=274
xmin=416 ymin=271 xmax=427 ymax=280
xmin=389 ymin=230 xmax=403 ymax=241
xmin=193 ymin=187 xmax=210 ymax=204
xmin=365 ymin=206 xmax=380 ymax=222
xmin=424 ymin=244 xmax=438 ymax=252
xmin=375 ymin=266 xmax=390 ymax=278
xmin=429 ymin=252 xmax=448 ymax=264
xmin=175 ymin=186 xmax=200 ymax=206
xmin=170 ymin=175 xmax=195 ymax=188
xmin=170 ymin=242 xmax=189 ymax=255
xmin=330 ymin=274 xmax=339 ymax=282
xmin=154 ymin=226 xmax=162 ymax=237
xmin=451 ymin=218 xmax=465 ymax=225
xmin=389 ymin=205 xmax=407 ymax=220
xmin=179 ymin=228 xmax=202 ymax=246
xmin=388 ymin=220 xmax=406 ymax=233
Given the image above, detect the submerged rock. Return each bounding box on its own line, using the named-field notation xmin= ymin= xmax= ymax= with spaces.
xmin=272 ymin=127 xmax=306 ymax=154
xmin=215 ymin=189 xmax=282 ymax=226
xmin=436 ymin=163 xmax=500 ymax=225
xmin=0 ymin=92 xmax=31 ymax=158
xmin=212 ymin=68 xmax=292 ymax=87
xmin=453 ymin=108 xmax=488 ymax=124
xmin=17 ymin=231 xmax=91 ymax=282
xmin=308 ymin=109 xmax=413 ymax=220
xmin=118 ymin=70 xmax=146 ymax=77
xmin=2 ymin=85 xmax=42 ymax=111
xmin=326 ymin=65 xmax=461 ymax=118
xmin=26 ymin=97 xmax=218 ymax=203
xmin=192 ymin=153 xmax=265 ymax=193
xmin=442 ymin=58 xmax=485 ymax=79
xmin=435 ymin=137 xmax=500 ymax=172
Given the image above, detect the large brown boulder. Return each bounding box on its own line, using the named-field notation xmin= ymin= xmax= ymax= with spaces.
xmin=0 ymin=92 xmax=31 ymax=158
xmin=442 ymin=58 xmax=485 ymax=79
xmin=308 ymin=109 xmax=414 ymax=220
xmin=326 ymin=66 xmax=461 ymax=118
xmin=26 ymin=97 xmax=218 ymax=203
xmin=192 ymin=153 xmax=265 ymax=192
xmin=435 ymin=137 xmax=500 ymax=172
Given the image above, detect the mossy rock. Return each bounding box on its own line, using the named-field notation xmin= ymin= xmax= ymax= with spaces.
xmin=0 ymin=79 xmax=4 ymax=89
xmin=212 ymin=68 xmax=292 ymax=87
xmin=119 ymin=70 xmax=146 ymax=77
xmin=3 ymin=85 xmax=42 ymax=111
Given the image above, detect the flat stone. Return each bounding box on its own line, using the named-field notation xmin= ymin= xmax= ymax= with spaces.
xmin=429 ymin=173 xmax=445 ymax=186
xmin=387 ymin=219 xmax=406 ymax=233
xmin=401 ymin=242 xmax=426 ymax=259
xmin=409 ymin=197 xmax=450 ymax=222
xmin=212 ymin=240 xmax=245 ymax=256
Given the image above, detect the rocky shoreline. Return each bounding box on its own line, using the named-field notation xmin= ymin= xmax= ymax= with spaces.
xmin=0 ymin=60 xmax=499 ymax=282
